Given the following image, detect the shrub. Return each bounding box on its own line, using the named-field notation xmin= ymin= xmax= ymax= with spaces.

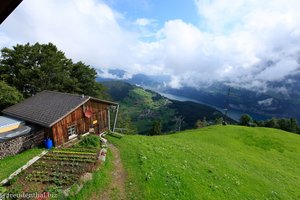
xmin=0 ymin=186 xmax=7 ymax=193
xmin=196 ymin=118 xmax=207 ymax=128
xmin=7 ymin=176 xmax=18 ymax=186
xmin=77 ymin=135 xmax=100 ymax=148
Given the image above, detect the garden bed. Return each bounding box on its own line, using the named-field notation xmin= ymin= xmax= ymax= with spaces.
xmin=4 ymin=145 xmax=101 ymax=197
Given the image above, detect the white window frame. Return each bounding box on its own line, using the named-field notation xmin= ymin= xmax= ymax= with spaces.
xmin=67 ymin=124 xmax=77 ymax=139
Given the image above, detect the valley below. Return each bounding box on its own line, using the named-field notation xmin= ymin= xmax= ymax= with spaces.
xmin=157 ymin=92 xmax=272 ymax=122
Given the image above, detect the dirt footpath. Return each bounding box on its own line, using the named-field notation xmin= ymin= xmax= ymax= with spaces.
xmin=94 ymin=144 xmax=127 ymax=200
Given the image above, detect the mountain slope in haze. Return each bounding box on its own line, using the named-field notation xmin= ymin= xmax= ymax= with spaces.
xmin=109 ymin=125 xmax=300 ymax=200
xmin=102 ymin=81 xmax=231 ymax=134
xmin=97 ymin=69 xmax=300 ymax=121
xmin=164 ymin=82 xmax=300 ymax=121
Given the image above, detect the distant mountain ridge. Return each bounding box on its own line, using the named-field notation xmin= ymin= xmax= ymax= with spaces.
xmin=97 ymin=69 xmax=300 ymax=122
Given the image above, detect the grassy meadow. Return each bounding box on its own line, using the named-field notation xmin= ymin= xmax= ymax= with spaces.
xmin=0 ymin=148 xmax=44 ymax=181
xmin=70 ymin=150 xmax=113 ymax=200
xmin=109 ymin=125 xmax=300 ymax=200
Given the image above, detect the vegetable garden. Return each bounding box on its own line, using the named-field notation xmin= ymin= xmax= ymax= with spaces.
xmin=4 ymin=136 xmax=102 ymax=198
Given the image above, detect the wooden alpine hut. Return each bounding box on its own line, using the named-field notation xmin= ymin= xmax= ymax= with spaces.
xmin=1 ymin=90 xmax=119 ymax=146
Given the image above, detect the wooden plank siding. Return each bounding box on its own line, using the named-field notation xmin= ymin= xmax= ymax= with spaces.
xmin=50 ymin=99 xmax=110 ymax=146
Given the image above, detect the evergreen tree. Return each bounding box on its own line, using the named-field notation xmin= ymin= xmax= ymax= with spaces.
xmin=239 ymin=114 xmax=252 ymax=126
xmin=290 ymin=118 xmax=298 ymax=133
xmin=277 ymin=118 xmax=298 ymax=133
xmin=149 ymin=120 xmax=162 ymax=136
xmin=253 ymin=120 xmax=264 ymax=127
xmin=297 ymin=126 xmax=300 ymax=134
xmin=265 ymin=118 xmax=278 ymax=128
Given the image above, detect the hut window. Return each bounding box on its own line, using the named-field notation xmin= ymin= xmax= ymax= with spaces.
xmin=67 ymin=125 xmax=77 ymax=139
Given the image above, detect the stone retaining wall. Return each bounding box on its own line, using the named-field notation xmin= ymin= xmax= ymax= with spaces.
xmin=0 ymin=129 xmax=45 ymax=159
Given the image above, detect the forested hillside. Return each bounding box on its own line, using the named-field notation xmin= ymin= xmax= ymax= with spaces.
xmin=102 ymin=81 xmax=231 ymax=134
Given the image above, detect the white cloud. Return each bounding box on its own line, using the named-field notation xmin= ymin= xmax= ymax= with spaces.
xmin=136 ymin=0 xmax=300 ymax=89
xmin=258 ymin=98 xmax=273 ymax=106
xmin=169 ymin=76 xmax=182 ymax=89
xmin=0 ymin=0 xmax=137 ymax=69
xmin=97 ymin=69 xmax=133 ymax=79
xmin=1 ymin=0 xmax=300 ymax=91
xmin=135 ymin=18 xmax=155 ymax=26
xmin=159 ymin=0 xmax=300 ymax=88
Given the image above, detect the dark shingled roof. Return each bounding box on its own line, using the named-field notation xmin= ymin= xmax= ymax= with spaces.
xmin=2 ymin=90 xmax=117 ymax=127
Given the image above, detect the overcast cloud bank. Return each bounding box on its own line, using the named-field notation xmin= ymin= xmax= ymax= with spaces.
xmin=1 ymin=0 xmax=300 ymax=92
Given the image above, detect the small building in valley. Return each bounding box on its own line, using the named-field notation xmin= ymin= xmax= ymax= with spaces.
xmin=0 ymin=90 xmax=118 ymax=158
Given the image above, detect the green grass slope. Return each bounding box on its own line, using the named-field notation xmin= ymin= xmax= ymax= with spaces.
xmin=0 ymin=148 xmax=43 ymax=181
xmin=109 ymin=125 xmax=300 ymax=200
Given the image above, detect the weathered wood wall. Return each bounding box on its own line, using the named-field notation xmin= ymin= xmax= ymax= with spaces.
xmin=51 ymin=100 xmax=110 ymax=146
